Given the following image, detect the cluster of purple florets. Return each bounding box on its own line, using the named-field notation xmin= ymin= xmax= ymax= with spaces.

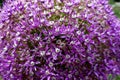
xmin=0 ymin=0 xmax=120 ymax=80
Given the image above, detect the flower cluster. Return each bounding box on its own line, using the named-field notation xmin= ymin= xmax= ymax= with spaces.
xmin=0 ymin=0 xmax=120 ymax=80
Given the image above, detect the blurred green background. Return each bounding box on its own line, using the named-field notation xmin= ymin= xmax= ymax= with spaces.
xmin=0 ymin=0 xmax=120 ymax=80
xmin=109 ymin=0 xmax=120 ymax=18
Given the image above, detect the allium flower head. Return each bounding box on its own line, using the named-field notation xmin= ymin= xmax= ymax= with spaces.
xmin=0 ymin=0 xmax=120 ymax=80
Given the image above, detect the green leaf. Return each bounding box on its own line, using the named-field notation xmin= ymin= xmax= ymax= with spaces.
xmin=49 ymin=14 xmax=60 ymax=21
xmin=115 ymin=76 xmax=120 ymax=80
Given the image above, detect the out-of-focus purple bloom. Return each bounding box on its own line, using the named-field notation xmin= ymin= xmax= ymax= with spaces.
xmin=0 ymin=0 xmax=120 ymax=80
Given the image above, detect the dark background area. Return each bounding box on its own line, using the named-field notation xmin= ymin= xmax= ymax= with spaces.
xmin=115 ymin=0 xmax=120 ymax=2
xmin=0 ymin=0 xmax=3 ymax=6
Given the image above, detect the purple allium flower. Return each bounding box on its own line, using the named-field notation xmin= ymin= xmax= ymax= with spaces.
xmin=0 ymin=0 xmax=120 ymax=80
